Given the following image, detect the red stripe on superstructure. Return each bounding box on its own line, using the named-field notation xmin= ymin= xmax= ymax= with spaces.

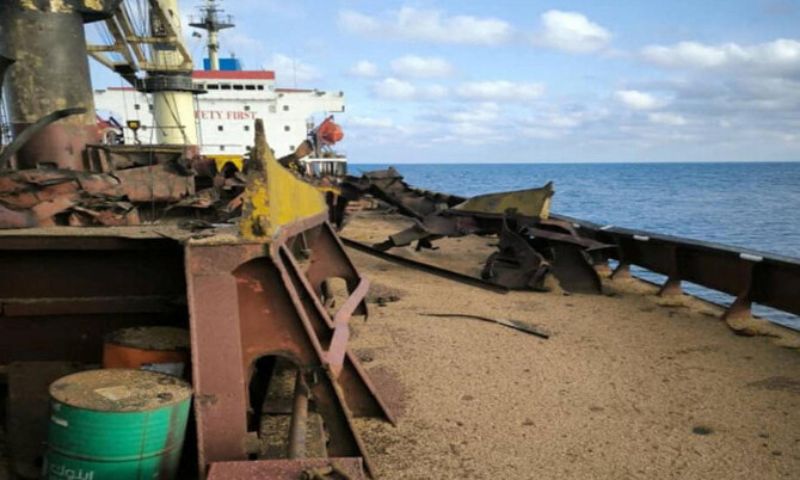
xmin=192 ymin=70 xmax=275 ymax=80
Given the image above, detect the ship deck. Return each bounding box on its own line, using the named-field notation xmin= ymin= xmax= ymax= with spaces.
xmin=0 ymin=211 xmax=798 ymax=479
xmin=344 ymin=209 xmax=800 ymax=479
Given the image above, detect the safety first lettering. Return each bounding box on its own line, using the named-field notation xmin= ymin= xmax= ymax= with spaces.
xmin=195 ymin=110 xmax=257 ymax=121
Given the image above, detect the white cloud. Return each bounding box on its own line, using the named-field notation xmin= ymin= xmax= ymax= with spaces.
xmin=349 ymin=60 xmax=379 ymax=77
xmin=519 ymin=106 xmax=609 ymax=139
xmin=641 ymin=39 xmax=800 ymax=74
xmin=338 ymin=8 xmax=513 ymax=46
xmin=424 ymin=84 xmax=449 ymax=99
xmin=520 ymin=127 xmax=564 ymax=139
xmin=373 ymin=78 xmax=448 ymax=100
xmin=347 ymin=116 xmax=396 ymax=129
xmin=536 ymin=10 xmax=612 ymax=53
xmin=615 ymin=90 xmax=662 ymax=110
xmin=391 ymin=55 xmax=453 ymax=78
xmin=449 ymin=102 xmax=506 ymax=142
xmin=456 ymin=81 xmax=545 ymax=102
xmin=266 ymin=54 xmax=320 ymax=84
xmin=648 ymin=112 xmax=688 ymax=126
xmin=337 ymin=10 xmax=381 ymax=35
xmin=374 ymin=78 xmax=415 ymax=100
xmin=449 ymin=102 xmax=500 ymax=123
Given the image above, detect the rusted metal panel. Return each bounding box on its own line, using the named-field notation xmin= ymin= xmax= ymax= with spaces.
xmin=0 ymin=244 xmax=185 ymax=298
xmin=185 ymin=249 xmax=251 ymax=469
xmin=0 ymin=295 xmax=182 ymax=316
xmin=207 ymin=458 xmax=367 ymax=480
xmin=0 ymin=314 xmax=184 ymax=364
xmin=0 ymin=234 xmax=186 ymax=363
xmin=114 ymin=164 xmax=195 ymax=203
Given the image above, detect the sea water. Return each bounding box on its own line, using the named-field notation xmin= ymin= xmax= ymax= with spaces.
xmin=353 ymin=162 xmax=800 ymax=330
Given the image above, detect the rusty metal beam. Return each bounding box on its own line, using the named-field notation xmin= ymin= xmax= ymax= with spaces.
xmin=341 ymin=237 xmax=509 ymax=293
xmin=185 ymin=217 xmax=391 ymax=478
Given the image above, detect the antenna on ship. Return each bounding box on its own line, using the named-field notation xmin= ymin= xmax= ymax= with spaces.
xmin=189 ymin=0 xmax=235 ymax=71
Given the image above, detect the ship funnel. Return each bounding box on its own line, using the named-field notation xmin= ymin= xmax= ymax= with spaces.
xmin=0 ymin=0 xmax=119 ymax=171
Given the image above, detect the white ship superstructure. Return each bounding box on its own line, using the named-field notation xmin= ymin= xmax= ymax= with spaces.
xmin=94 ymin=71 xmax=345 ymax=162
xmin=93 ymin=0 xmax=346 ymax=170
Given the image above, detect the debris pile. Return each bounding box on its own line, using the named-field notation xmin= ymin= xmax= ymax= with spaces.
xmin=339 ymin=167 xmax=610 ymax=294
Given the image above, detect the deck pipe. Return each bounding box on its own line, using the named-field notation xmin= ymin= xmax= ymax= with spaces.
xmin=287 ymin=370 xmax=310 ymax=459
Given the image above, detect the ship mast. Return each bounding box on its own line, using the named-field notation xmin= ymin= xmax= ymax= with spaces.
xmin=189 ymin=0 xmax=235 ymax=71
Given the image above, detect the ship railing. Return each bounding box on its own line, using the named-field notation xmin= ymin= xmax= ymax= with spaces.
xmin=554 ymin=213 xmax=800 ymax=328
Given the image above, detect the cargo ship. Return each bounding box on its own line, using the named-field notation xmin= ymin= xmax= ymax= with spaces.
xmin=92 ymin=0 xmax=348 ymax=176
xmin=1 ymin=1 xmax=799 ymax=479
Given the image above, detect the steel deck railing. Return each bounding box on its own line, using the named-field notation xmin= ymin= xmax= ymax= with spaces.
xmin=553 ymin=214 xmax=800 ymax=325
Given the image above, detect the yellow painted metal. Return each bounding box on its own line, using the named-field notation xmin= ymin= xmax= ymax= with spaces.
xmin=241 ymin=119 xmax=328 ymax=240
xmin=209 ymin=154 xmax=245 ymax=173
xmin=153 ymin=92 xmax=198 ymax=146
xmin=150 ymin=0 xmax=197 ymax=146
xmin=452 ymin=182 xmax=554 ymax=219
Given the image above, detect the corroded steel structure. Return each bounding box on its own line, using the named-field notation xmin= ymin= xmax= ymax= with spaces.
xmin=0 ymin=0 xmax=119 ymax=170
xmin=0 ymin=3 xmax=390 ymax=478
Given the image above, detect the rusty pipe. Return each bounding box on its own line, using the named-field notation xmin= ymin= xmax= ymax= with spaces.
xmin=287 ymin=370 xmax=310 ymax=459
xmin=0 ymin=108 xmax=86 ymax=170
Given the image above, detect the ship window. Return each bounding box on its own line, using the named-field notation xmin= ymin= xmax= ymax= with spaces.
xmin=284 ymin=125 xmax=290 ymax=132
xmin=207 ymin=84 xmax=220 ymax=90
xmin=244 ymin=125 xmax=250 ymax=131
xmin=233 ymin=85 xmax=244 ymax=90
xmin=244 ymin=105 xmax=250 ymax=111
xmin=134 ymin=104 xmax=141 ymax=110
xmin=218 ymin=125 xmax=224 ymax=131
xmin=245 ymin=85 xmax=256 ymax=90
xmin=289 ymin=145 xmax=294 ymax=151
xmin=283 ymin=105 xmax=289 ymax=111
xmin=148 ymin=104 xmax=153 ymax=111
xmin=220 ymin=145 xmax=225 ymax=151
xmin=257 ymin=85 xmax=264 ymax=90
xmin=221 ymin=84 xmax=231 ymax=90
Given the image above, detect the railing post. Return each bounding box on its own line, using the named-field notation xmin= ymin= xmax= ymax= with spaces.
xmin=610 ymin=262 xmax=631 ymax=279
xmin=722 ymin=260 xmax=756 ymax=322
xmin=658 ymin=245 xmax=682 ymax=297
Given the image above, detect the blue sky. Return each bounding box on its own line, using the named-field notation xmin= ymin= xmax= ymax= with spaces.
xmin=90 ymin=0 xmax=800 ymax=163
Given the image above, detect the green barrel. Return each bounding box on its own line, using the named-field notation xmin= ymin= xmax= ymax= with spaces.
xmin=44 ymin=369 xmax=193 ymax=480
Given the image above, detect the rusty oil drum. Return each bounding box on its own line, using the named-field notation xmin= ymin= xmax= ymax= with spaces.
xmin=44 ymin=369 xmax=192 ymax=480
xmin=102 ymin=327 xmax=190 ymax=377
